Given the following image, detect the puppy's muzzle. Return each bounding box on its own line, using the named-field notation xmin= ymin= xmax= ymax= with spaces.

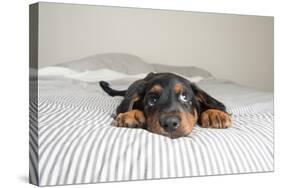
xmin=160 ymin=115 xmax=180 ymax=132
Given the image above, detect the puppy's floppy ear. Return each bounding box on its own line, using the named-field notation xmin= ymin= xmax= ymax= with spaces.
xmin=191 ymin=83 xmax=226 ymax=112
xmin=125 ymin=80 xmax=147 ymax=111
xmin=116 ymin=72 xmax=156 ymax=114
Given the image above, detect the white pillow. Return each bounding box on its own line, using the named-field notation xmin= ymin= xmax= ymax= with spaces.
xmin=39 ymin=66 xmax=78 ymax=77
xmin=68 ymin=69 xmax=148 ymax=82
xmin=57 ymin=53 xmax=154 ymax=75
xmin=39 ymin=66 xmax=203 ymax=83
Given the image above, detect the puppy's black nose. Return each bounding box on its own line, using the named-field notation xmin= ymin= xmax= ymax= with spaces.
xmin=160 ymin=116 xmax=180 ymax=132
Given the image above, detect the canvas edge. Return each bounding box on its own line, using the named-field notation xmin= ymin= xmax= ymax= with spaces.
xmin=29 ymin=2 xmax=39 ymax=186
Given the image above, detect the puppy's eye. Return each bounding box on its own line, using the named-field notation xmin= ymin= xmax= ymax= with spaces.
xmin=148 ymin=95 xmax=159 ymax=106
xmin=179 ymin=92 xmax=191 ymax=104
xmin=179 ymin=92 xmax=188 ymax=102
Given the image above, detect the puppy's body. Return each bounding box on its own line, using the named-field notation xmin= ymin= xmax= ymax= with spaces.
xmin=100 ymin=72 xmax=232 ymax=138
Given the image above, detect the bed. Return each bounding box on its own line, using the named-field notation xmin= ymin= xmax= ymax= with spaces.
xmin=29 ymin=53 xmax=274 ymax=186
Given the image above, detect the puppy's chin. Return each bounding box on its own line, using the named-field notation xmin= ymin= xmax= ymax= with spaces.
xmin=147 ymin=125 xmax=193 ymax=139
xmin=167 ymin=129 xmax=192 ymax=139
xmin=169 ymin=131 xmax=191 ymax=139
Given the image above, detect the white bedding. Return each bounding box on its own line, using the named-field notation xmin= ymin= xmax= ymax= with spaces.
xmin=30 ymin=68 xmax=274 ymax=186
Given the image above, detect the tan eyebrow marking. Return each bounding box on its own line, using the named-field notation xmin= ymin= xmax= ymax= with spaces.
xmin=174 ymin=83 xmax=183 ymax=93
xmin=149 ymin=84 xmax=162 ymax=93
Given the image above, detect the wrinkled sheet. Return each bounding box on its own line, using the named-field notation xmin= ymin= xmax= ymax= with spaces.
xmin=29 ymin=74 xmax=273 ymax=186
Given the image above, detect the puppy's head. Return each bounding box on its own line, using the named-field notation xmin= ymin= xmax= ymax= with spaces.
xmin=142 ymin=73 xmax=199 ymax=139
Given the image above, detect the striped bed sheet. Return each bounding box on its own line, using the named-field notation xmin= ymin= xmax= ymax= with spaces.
xmin=29 ymin=78 xmax=274 ymax=186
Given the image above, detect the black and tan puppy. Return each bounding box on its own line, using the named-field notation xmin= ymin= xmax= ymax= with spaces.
xmin=100 ymin=72 xmax=232 ymax=139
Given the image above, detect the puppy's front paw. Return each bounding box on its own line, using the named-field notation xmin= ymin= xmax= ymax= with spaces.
xmin=113 ymin=110 xmax=146 ymax=128
xmin=200 ymin=109 xmax=232 ymax=129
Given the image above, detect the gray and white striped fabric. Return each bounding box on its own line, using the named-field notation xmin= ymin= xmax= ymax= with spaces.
xmin=30 ymin=78 xmax=274 ymax=186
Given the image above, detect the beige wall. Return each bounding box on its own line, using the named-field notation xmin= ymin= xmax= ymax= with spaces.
xmin=38 ymin=2 xmax=274 ymax=91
